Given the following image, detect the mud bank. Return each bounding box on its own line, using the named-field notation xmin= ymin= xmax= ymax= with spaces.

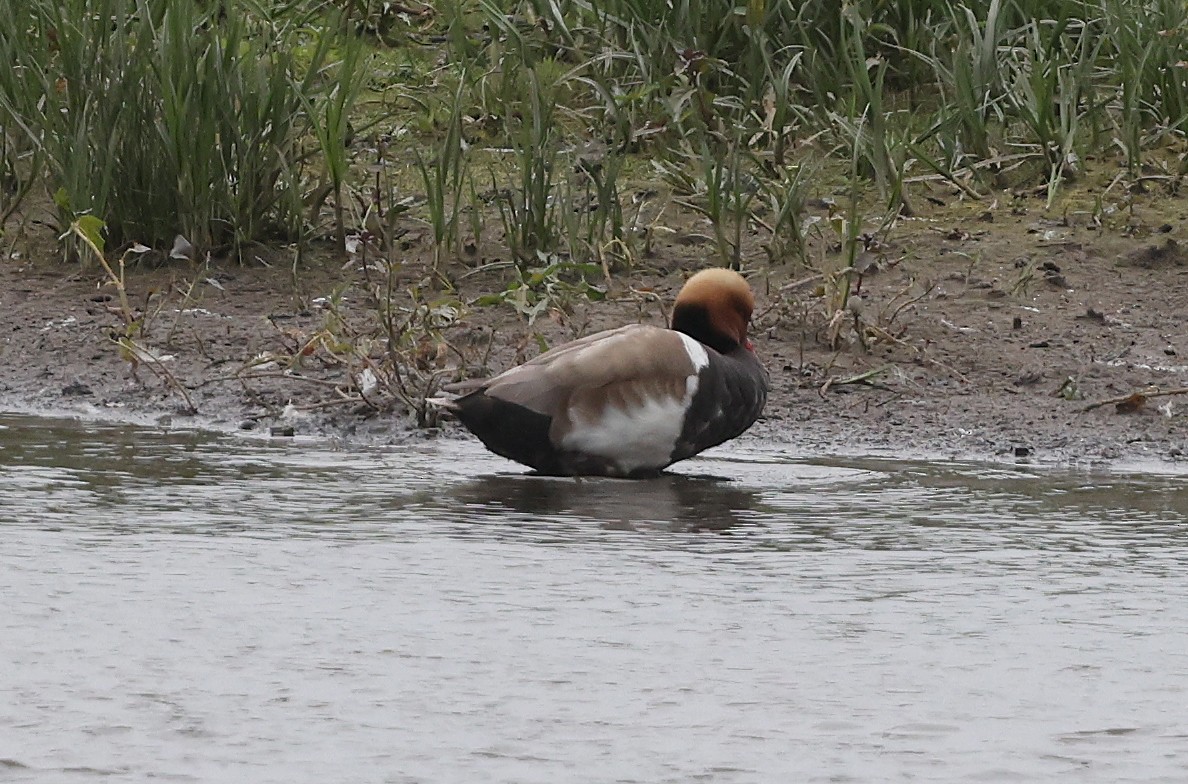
xmin=2 ymin=198 xmax=1186 ymax=469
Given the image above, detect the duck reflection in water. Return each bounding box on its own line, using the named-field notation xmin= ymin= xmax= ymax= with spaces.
xmin=445 ymin=472 xmax=761 ymax=533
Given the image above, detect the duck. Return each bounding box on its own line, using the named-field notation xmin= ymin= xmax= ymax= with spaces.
xmin=433 ymin=268 xmax=767 ymax=477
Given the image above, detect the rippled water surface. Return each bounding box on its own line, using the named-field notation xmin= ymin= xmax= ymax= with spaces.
xmin=2 ymin=414 xmax=1187 ymax=783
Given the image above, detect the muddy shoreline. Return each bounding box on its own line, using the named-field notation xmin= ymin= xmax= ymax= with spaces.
xmin=2 ymin=197 xmax=1186 ymax=470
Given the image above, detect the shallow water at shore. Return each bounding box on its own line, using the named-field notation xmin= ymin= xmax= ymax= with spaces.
xmin=2 ymin=413 xmax=1187 ymax=783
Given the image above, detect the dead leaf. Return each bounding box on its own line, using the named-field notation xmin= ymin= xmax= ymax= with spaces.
xmin=1115 ymin=392 xmax=1147 ymax=413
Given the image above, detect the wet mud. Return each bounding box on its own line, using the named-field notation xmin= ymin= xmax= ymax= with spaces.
xmin=1 ymin=192 xmax=1186 ymax=467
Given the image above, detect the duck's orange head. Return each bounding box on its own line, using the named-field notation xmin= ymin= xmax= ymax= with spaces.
xmin=671 ymin=268 xmax=756 ymax=354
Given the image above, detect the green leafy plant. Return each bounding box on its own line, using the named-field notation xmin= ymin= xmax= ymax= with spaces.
xmin=416 ymin=77 xmax=469 ymax=270
xmin=474 ymin=258 xmax=605 ymax=324
xmin=67 ymin=215 xmax=196 ymax=411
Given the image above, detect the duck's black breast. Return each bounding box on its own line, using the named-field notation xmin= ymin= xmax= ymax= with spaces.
xmin=671 ymin=346 xmax=767 ymax=463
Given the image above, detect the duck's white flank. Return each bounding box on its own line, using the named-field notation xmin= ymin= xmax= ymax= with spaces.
xmin=557 ymin=333 xmax=710 ymax=473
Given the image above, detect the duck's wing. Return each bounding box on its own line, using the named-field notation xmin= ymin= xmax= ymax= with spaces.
xmin=438 ymin=325 xmax=653 ymax=398
xmin=477 ymin=324 xmax=703 ymax=419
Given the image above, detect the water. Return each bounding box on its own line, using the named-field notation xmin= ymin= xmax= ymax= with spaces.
xmin=1 ymin=414 xmax=1187 ymax=783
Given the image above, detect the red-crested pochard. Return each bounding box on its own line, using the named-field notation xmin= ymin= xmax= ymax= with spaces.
xmin=434 ymin=268 xmax=767 ymax=477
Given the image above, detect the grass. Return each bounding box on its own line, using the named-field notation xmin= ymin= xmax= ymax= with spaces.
xmin=0 ymin=0 xmax=353 ymax=257
xmin=4 ymin=0 xmax=1184 ymax=260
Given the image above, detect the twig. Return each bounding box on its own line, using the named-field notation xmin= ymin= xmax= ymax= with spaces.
xmin=820 ymin=365 xmax=894 ymax=395
xmin=288 ymin=397 xmax=367 ymax=413
xmin=864 ymin=324 xmax=971 ymax=384
xmin=246 ymin=371 xmax=352 ymax=390
xmin=881 ymin=281 xmax=936 ymax=330
xmin=779 ymin=273 xmax=824 ymax=293
xmin=902 ymin=152 xmax=1036 ymax=187
xmin=188 ymin=371 xmax=351 ymax=391
xmin=115 ymin=337 xmax=197 ymax=413
xmin=1083 ymin=387 xmax=1188 ymax=411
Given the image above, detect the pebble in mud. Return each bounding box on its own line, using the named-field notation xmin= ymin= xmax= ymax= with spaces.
xmin=61 ymin=381 xmax=92 ymax=397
